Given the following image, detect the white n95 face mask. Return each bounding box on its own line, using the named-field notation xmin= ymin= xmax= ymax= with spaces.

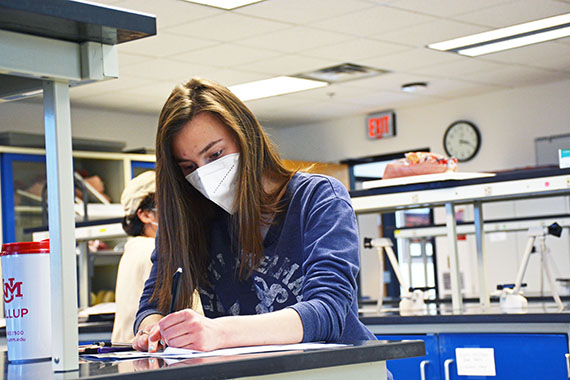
xmin=185 ymin=153 xmax=240 ymax=214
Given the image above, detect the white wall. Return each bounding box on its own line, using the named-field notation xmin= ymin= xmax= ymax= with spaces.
xmin=0 ymin=100 xmax=158 ymax=152
xmin=271 ymin=79 xmax=570 ymax=172
xmin=2 ymin=78 xmax=567 ymax=166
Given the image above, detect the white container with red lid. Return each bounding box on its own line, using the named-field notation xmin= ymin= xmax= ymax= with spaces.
xmin=1 ymin=240 xmax=51 ymax=362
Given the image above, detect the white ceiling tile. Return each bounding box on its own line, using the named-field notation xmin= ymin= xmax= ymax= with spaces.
xmin=170 ymin=43 xmax=282 ymax=68
xmin=451 ymin=0 xmax=570 ymax=27
xmin=107 ymin=0 xmax=223 ymax=28
xmin=465 ymin=66 xmax=569 ymax=87
xmin=118 ymin=33 xmax=218 ymax=58
xmin=195 ymin=68 xmax=265 ymax=87
xmin=416 ymin=78 xmax=506 ymax=98
xmin=359 ymin=48 xmax=460 ymax=72
xmin=163 ymin=12 xmax=290 ymax=42
xmin=478 ymin=41 xmax=570 ymax=72
xmin=41 ymin=0 xmax=570 ymax=125
xmin=376 ymin=19 xmax=488 ymax=48
xmin=409 ymin=58 xmax=508 ymax=78
xmin=122 ymin=59 xmax=215 ymax=82
xmin=118 ymin=52 xmax=155 ymax=67
xmin=117 ymin=80 xmax=182 ymax=103
xmin=288 ymin=82 xmax=379 ymax=103
xmin=341 ymin=72 xmax=436 ymax=92
xmin=69 ymin=76 xmax=154 ymax=99
xmin=109 ymin=0 xmax=223 ymax=28
xmin=300 ymin=38 xmax=409 ymax=62
xmin=233 ymin=54 xmax=337 ymax=76
xmin=235 ymin=0 xmax=374 ymax=24
xmin=71 ymin=92 xmax=161 ymax=114
xmin=387 ymin=0 xmax=514 ymax=17
xmin=239 ymin=26 xmax=353 ymax=53
xmin=555 ymin=36 xmax=570 ymax=46
xmin=325 ymin=88 xmax=433 ymax=109
xmin=309 ymin=5 xmax=436 ymax=36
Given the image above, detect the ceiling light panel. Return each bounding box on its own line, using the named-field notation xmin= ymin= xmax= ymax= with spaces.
xmin=457 ymin=26 xmax=570 ymax=56
xmin=181 ymin=0 xmax=265 ymax=10
xmin=228 ymin=76 xmax=328 ymax=101
xmin=428 ymin=13 xmax=570 ymax=56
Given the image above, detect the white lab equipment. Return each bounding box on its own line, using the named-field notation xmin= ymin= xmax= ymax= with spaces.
xmin=498 ymin=222 xmax=563 ymax=313
xmin=364 ymin=237 xmax=426 ymax=315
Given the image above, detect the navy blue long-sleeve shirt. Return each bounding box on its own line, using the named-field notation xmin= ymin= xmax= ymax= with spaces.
xmin=135 ymin=172 xmax=375 ymax=343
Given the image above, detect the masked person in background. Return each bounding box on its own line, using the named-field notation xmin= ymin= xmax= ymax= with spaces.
xmin=112 ymin=170 xmax=202 ymax=343
xmin=112 ymin=171 xmax=158 ymax=343
xmin=132 ymin=78 xmax=378 ymax=355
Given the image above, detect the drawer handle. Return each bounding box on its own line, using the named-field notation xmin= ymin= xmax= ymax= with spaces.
xmin=444 ymin=358 xmax=454 ymax=380
xmin=420 ymin=360 xmax=429 ymax=380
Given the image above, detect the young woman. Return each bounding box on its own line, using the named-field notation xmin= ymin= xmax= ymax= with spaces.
xmin=132 ymin=78 xmax=376 ymax=353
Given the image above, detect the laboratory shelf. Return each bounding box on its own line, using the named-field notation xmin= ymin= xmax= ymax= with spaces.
xmin=351 ymin=167 xmax=570 ymax=213
xmin=351 ymin=167 xmax=570 ymax=313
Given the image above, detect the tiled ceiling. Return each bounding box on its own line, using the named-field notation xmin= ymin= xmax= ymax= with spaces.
xmin=71 ymin=0 xmax=570 ymax=128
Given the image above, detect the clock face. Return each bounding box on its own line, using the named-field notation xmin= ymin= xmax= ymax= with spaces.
xmin=443 ymin=121 xmax=481 ymax=162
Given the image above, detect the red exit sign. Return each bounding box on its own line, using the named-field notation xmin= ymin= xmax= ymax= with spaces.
xmin=367 ymin=111 xmax=396 ymax=140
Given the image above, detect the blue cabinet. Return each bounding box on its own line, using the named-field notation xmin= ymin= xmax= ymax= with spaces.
xmin=439 ymin=333 xmax=568 ymax=380
xmin=131 ymin=160 xmax=155 ymax=178
xmin=378 ymin=333 xmax=568 ymax=380
xmin=0 ymin=151 xmax=156 ymax=243
xmin=376 ymin=334 xmax=441 ymax=380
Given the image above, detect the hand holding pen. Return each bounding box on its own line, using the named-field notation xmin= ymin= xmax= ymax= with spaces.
xmin=157 ymin=266 xmax=225 ymax=352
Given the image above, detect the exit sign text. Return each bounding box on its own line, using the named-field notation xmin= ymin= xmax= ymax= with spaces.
xmin=367 ymin=111 xmax=396 ymax=140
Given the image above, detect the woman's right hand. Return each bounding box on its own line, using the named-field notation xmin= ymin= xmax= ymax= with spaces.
xmin=132 ymin=322 xmax=164 ymax=352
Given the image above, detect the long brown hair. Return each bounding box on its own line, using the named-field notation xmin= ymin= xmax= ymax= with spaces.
xmin=153 ymin=78 xmax=294 ymax=313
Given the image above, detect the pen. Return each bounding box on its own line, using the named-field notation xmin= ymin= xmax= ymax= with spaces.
xmin=169 ymin=267 xmax=183 ymax=314
xmin=97 ymin=346 xmax=133 ymax=354
xmin=80 ymin=346 xmax=133 ymax=354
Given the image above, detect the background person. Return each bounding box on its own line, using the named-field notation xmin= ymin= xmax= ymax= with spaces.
xmin=112 ymin=171 xmax=203 ymax=343
xmin=112 ymin=170 xmax=158 ymax=343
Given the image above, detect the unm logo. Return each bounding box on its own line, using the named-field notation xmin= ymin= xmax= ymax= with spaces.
xmin=3 ymin=278 xmax=23 ymax=303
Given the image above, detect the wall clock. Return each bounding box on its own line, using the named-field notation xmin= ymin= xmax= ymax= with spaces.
xmin=443 ymin=120 xmax=481 ymax=162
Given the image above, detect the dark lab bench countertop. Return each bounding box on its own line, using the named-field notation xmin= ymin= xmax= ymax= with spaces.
xmin=359 ymin=302 xmax=570 ymax=335
xmin=360 ymin=301 xmax=570 ymax=325
xmin=0 ymin=340 xmax=424 ymax=380
xmin=361 ymin=311 xmax=570 ymax=325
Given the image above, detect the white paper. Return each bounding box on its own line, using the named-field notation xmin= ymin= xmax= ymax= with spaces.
xmin=159 ymin=342 xmax=347 ymax=359
xmin=81 ymin=342 xmax=348 ymax=362
xmin=455 ymin=347 xmax=496 ymax=376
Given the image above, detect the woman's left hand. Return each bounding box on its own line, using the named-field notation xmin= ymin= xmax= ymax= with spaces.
xmin=158 ymin=308 xmax=226 ymax=351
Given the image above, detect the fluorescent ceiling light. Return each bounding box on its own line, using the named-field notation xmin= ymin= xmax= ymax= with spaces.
xmin=458 ymin=26 xmax=570 ymax=56
xmin=181 ymin=0 xmax=265 ymax=10
xmin=428 ymin=13 xmax=570 ymax=56
xmin=228 ymin=76 xmax=328 ymax=102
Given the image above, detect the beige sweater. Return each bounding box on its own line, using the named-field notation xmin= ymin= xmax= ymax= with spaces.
xmin=112 ymin=236 xmax=204 ymax=343
xmin=112 ymin=236 xmax=154 ymax=344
